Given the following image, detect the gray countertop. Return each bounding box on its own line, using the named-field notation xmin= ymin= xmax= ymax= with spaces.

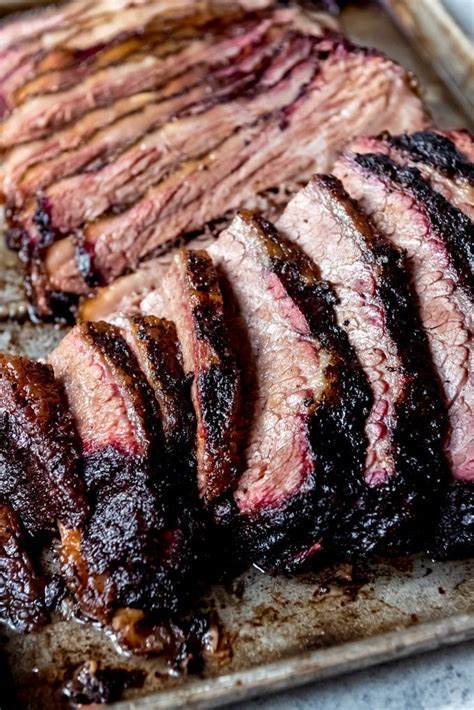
xmin=233 ymin=641 xmax=474 ymax=710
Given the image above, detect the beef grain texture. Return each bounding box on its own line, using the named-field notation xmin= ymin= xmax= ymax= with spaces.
xmin=0 ymin=353 xmax=88 ymax=535
xmin=334 ymin=151 xmax=473 ymax=557
xmin=49 ymin=321 xmax=198 ymax=624
xmin=0 ymin=500 xmax=47 ymax=632
xmin=209 ymin=211 xmax=371 ymax=571
xmin=151 ymin=249 xmax=242 ymax=516
xmin=277 ymin=174 xmax=448 ymax=555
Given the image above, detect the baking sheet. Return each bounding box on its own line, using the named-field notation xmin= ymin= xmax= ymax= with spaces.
xmin=0 ymin=2 xmax=473 ymax=708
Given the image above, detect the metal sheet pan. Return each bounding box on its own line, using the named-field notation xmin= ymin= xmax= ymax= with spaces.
xmin=0 ymin=2 xmax=473 ymax=708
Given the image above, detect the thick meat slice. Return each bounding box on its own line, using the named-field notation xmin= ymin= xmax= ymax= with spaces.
xmin=123 ymin=315 xmax=195 ymax=479
xmin=0 ymin=354 xmax=87 ymax=535
xmin=0 ymin=500 xmax=46 ymax=632
xmin=350 ymin=131 xmax=474 ymax=220
xmin=208 ymin=211 xmax=370 ymax=570
xmin=34 ymin=34 xmax=427 ymax=316
xmin=49 ymin=321 xmax=195 ymax=622
xmin=142 ymin=249 xmax=241 ymax=513
xmin=334 ymin=151 xmax=473 ymax=556
xmin=278 ymin=175 xmax=447 ymax=553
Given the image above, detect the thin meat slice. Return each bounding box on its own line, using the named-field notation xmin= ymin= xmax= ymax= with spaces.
xmin=142 ymin=249 xmax=241 ymax=513
xmin=0 ymin=353 xmax=88 ymax=536
xmin=9 ymin=29 xmax=290 ymax=214
xmin=26 ymin=39 xmax=316 ymax=242
xmin=49 ymin=321 xmax=196 ymax=624
xmin=209 ymin=211 xmax=370 ymax=570
xmin=0 ymin=9 xmax=296 ymax=147
xmin=123 ymin=315 xmax=196 ymax=480
xmin=278 ymin=175 xmax=447 ymax=553
xmin=350 ymin=131 xmax=474 ymax=220
xmin=40 ymin=35 xmax=427 ymax=315
xmin=335 ymin=151 xmax=473 ymax=556
xmin=0 ymin=500 xmax=47 ymax=632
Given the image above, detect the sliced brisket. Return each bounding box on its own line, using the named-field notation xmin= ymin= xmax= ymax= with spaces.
xmin=278 ymin=175 xmax=448 ymax=553
xmin=0 ymin=353 xmax=88 ymax=536
xmin=0 ymin=9 xmax=294 ymax=147
xmin=350 ymin=131 xmax=474 ymax=220
xmin=142 ymin=249 xmax=242 ymax=513
xmin=37 ymin=35 xmax=426 ymax=316
xmin=0 ymin=500 xmax=47 ymax=632
xmin=208 ymin=211 xmax=370 ymax=570
xmin=123 ymin=315 xmax=196 ymax=480
xmin=335 ymin=151 xmax=473 ymax=556
xmin=24 ymin=38 xmax=317 ymax=243
xmin=49 ymin=321 xmax=196 ymax=622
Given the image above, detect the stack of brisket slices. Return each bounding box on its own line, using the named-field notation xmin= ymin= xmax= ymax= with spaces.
xmin=0 ymin=0 xmax=428 ymax=320
xmin=1 ymin=128 xmax=473 ymax=647
xmin=0 ymin=0 xmax=472 ymax=654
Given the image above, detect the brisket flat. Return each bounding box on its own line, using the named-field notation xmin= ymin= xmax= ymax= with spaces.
xmin=0 ymin=353 xmax=88 ymax=536
xmin=350 ymin=131 xmax=474 ymax=220
xmin=49 ymin=321 xmax=196 ymax=622
xmin=37 ymin=35 xmax=426 ymax=317
xmin=278 ymin=175 xmax=447 ymax=553
xmin=208 ymin=211 xmax=370 ymax=570
xmin=335 ymin=151 xmax=473 ymax=556
xmin=142 ymin=249 xmax=241 ymax=513
xmin=0 ymin=500 xmax=47 ymax=632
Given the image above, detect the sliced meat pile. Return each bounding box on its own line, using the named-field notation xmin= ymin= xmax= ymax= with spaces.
xmin=277 ymin=175 xmax=447 ymax=553
xmin=334 ymin=138 xmax=473 ymax=558
xmin=0 ymin=0 xmax=427 ymax=318
xmin=49 ymin=321 xmax=199 ymax=629
xmin=143 ymin=249 xmax=242 ymax=517
xmin=208 ymin=212 xmax=370 ymax=570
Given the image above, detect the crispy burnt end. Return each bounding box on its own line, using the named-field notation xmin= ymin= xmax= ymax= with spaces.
xmin=0 ymin=353 xmax=87 ymax=535
xmin=50 ymin=321 xmax=197 ymax=624
xmin=0 ymin=500 xmax=47 ymax=632
xmin=210 ymin=211 xmax=370 ymax=572
xmin=160 ymin=249 xmax=242 ymax=517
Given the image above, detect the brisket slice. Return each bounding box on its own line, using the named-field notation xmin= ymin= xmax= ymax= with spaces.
xmin=0 ymin=500 xmax=47 ymax=632
xmin=143 ymin=249 xmax=241 ymax=513
xmin=123 ymin=315 xmax=196 ymax=481
xmin=209 ymin=211 xmax=370 ymax=571
xmin=334 ymin=151 xmax=473 ymax=555
xmin=49 ymin=321 xmax=195 ymax=622
xmin=278 ymin=175 xmax=447 ymax=553
xmin=24 ymin=36 xmax=316 ymax=243
xmin=39 ymin=36 xmax=427 ymax=316
xmin=7 ymin=27 xmax=294 ymax=213
xmin=0 ymin=9 xmax=294 ymax=147
xmin=350 ymin=131 xmax=474 ymax=220
xmin=0 ymin=353 xmax=88 ymax=536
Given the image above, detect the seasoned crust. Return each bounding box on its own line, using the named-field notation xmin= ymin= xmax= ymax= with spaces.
xmin=0 ymin=353 xmax=88 ymax=535
xmin=0 ymin=500 xmax=47 ymax=632
xmin=431 ymin=481 xmax=474 ymax=559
